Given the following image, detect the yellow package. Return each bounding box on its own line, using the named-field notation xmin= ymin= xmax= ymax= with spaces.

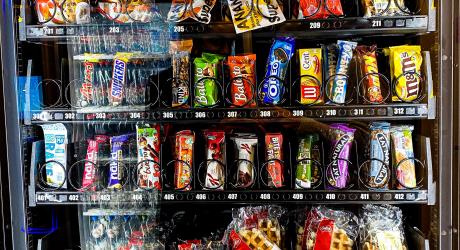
xmin=299 ymin=48 xmax=323 ymax=105
xmin=386 ymin=45 xmax=423 ymax=102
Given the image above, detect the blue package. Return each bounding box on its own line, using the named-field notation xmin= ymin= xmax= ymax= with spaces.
xmin=330 ymin=40 xmax=357 ymax=104
xmin=369 ymin=121 xmax=391 ymax=189
xmin=261 ymin=37 xmax=295 ymax=105
xmin=18 ymin=76 xmax=43 ymax=120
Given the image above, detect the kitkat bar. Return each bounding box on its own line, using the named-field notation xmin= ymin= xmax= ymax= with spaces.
xmin=136 ymin=124 xmax=161 ymax=190
xmin=265 ymin=133 xmax=284 ymax=188
xmin=227 ymin=54 xmax=257 ymax=107
xmin=81 ymin=135 xmax=109 ymax=191
xmin=204 ymin=131 xmax=226 ymax=190
xmin=174 ymin=130 xmax=195 ymax=191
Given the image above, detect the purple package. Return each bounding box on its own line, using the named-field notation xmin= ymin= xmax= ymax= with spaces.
xmin=108 ymin=134 xmax=130 ymax=190
xmin=326 ymin=123 xmax=355 ymax=189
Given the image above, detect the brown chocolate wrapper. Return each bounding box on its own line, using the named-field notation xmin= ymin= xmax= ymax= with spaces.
xmin=356 ymin=45 xmax=384 ymax=103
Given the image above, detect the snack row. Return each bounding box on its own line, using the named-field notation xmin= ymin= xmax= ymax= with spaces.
xmin=74 ymin=39 xmax=423 ymax=109
xmin=38 ymin=121 xmax=419 ymax=191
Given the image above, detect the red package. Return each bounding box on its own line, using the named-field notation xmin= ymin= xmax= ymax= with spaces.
xmin=298 ymin=0 xmax=344 ymax=19
xmin=265 ymin=133 xmax=284 ymax=188
xmin=178 ymin=240 xmax=202 ymax=250
xmin=227 ymin=54 xmax=257 ymax=107
xmin=229 ymin=230 xmax=252 ymax=250
xmin=81 ymin=135 xmax=109 ymax=191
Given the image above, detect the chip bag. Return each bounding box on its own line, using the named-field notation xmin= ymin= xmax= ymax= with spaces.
xmin=168 ymin=0 xmax=217 ymax=24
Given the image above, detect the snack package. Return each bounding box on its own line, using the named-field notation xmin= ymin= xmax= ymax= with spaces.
xmin=78 ymin=60 xmax=96 ymax=107
xmin=295 ymin=134 xmax=321 ymax=189
xmin=226 ymin=0 xmax=286 ymax=33
xmin=299 ymin=48 xmax=323 ymax=104
xmin=108 ymin=134 xmax=130 ymax=190
xmin=356 ymin=45 xmax=384 ymax=103
xmin=297 ymin=0 xmax=344 ymax=19
xmin=296 ymin=206 xmax=358 ymax=250
xmin=96 ymin=0 xmax=154 ymax=23
xmin=265 ymin=133 xmax=284 ymax=188
xmin=40 ymin=123 xmax=68 ymax=188
xmin=390 ymin=125 xmax=416 ymax=189
xmin=227 ymin=54 xmax=257 ymax=107
xmin=109 ymin=53 xmax=133 ymax=106
xmin=168 ymin=0 xmax=217 ymax=24
xmin=174 ymin=130 xmax=195 ymax=191
xmin=36 ymin=0 xmax=90 ymax=25
xmin=362 ymin=0 xmax=410 ymax=17
xmin=82 ymin=135 xmax=110 ymax=191
xmin=261 ymin=38 xmax=295 ymax=105
xmin=226 ymin=205 xmax=286 ymax=250
xmin=194 ymin=53 xmax=224 ymax=107
xmin=327 ymin=124 xmax=356 ymax=189
xmin=170 ymin=40 xmax=193 ymax=107
xmin=328 ymin=40 xmax=357 ymax=104
xmin=232 ymin=134 xmax=258 ymax=188
xmin=368 ymin=122 xmax=391 ymax=190
xmin=360 ymin=204 xmax=408 ymax=250
xmin=324 ymin=44 xmax=338 ymax=84
xmin=385 ymin=45 xmax=423 ymax=102
xmin=136 ymin=124 xmax=161 ymax=190
xmin=204 ymin=131 xmax=226 ymax=190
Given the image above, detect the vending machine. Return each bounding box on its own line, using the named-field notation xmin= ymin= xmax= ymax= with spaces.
xmin=0 ymin=0 xmax=456 ymax=249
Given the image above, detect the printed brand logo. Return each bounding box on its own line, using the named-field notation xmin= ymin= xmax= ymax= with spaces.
xmin=302 ymin=52 xmax=311 ymax=70
xmin=374 ymin=133 xmax=389 ymax=185
xmin=232 ymin=66 xmax=247 ymax=103
xmin=111 ymin=59 xmax=126 ymax=99
xmin=400 ymin=52 xmax=419 ymax=98
xmin=80 ymin=62 xmax=94 ymax=100
xmin=330 ymin=134 xmax=350 ymax=180
xmin=319 ymin=225 xmax=333 ymax=232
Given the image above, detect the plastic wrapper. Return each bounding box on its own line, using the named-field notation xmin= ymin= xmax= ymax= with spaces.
xmin=295 ymin=206 xmax=358 ymax=250
xmin=324 ymin=44 xmax=338 ymax=84
xmin=204 ymin=130 xmax=226 ymax=190
xmin=368 ymin=122 xmax=391 ymax=189
xmin=194 ymin=53 xmax=224 ymax=107
xmin=327 ymin=123 xmax=355 ymax=189
xmin=40 ymin=123 xmax=68 ymax=188
xmin=297 ymin=0 xmax=344 ymax=19
xmin=356 ymin=45 xmax=384 ymax=103
xmin=82 ymin=135 xmax=110 ymax=191
xmin=329 ymin=40 xmax=357 ymax=104
xmin=261 ymin=37 xmax=295 ymax=105
xmin=96 ymin=0 xmax=154 ymax=23
xmin=385 ymin=45 xmax=423 ymax=102
xmin=174 ymin=130 xmax=195 ymax=191
xmin=390 ymin=125 xmax=416 ymax=189
xmin=36 ymin=0 xmax=90 ymax=25
xmin=136 ymin=124 xmax=161 ymax=190
xmin=108 ymin=134 xmax=131 ymax=190
xmin=170 ymin=40 xmax=193 ymax=107
xmin=295 ymin=134 xmax=321 ymax=189
xmin=109 ymin=53 xmax=132 ymax=106
xmin=168 ymin=0 xmax=217 ymax=24
xmin=265 ymin=133 xmax=284 ymax=188
xmin=359 ymin=204 xmax=408 ymax=250
xmin=361 ymin=0 xmax=410 ymax=17
xmin=227 ymin=0 xmax=286 ymax=34
xmin=299 ymin=48 xmax=323 ymax=104
xmin=226 ymin=205 xmax=287 ymax=250
xmin=227 ymin=54 xmax=257 ymax=107
xmin=232 ymin=134 xmax=258 ymax=188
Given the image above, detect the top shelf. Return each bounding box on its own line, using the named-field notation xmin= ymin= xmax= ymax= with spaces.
xmin=22 ymin=15 xmax=431 ymax=41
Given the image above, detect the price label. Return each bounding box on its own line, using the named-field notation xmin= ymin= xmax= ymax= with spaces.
xmin=394 ymin=193 xmax=405 ymax=200
xmin=64 ymin=112 xmax=75 ymax=120
xmin=325 ymin=193 xmax=336 ymax=200
xmin=95 ymin=113 xmax=106 ymax=119
xmin=227 ymin=111 xmax=238 ymax=118
xmin=393 ymin=108 xmax=405 ymax=115
xmin=163 ymin=112 xmax=174 ymax=119
xmin=352 ymin=109 xmax=364 ymax=116
xmin=100 ymin=194 xmax=111 ymax=201
xmin=292 ymin=110 xmax=304 ymax=117
xmin=164 ymin=194 xmax=175 ymax=200
xmin=227 ymin=193 xmax=238 ymax=200
xmin=309 ymin=22 xmax=321 ymax=29
xmin=360 ymin=193 xmax=369 ymax=200
xmin=259 ymin=111 xmax=271 ymax=118
xmin=129 ymin=112 xmax=141 ymax=119
xmin=326 ymin=109 xmax=337 ymax=116
xmin=292 ymin=193 xmax=304 ymax=200
xmin=132 ymin=194 xmax=143 ymax=201
xmin=260 ymin=193 xmax=271 ymax=200
xmin=195 ymin=112 xmax=206 ymax=119
xmin=196 ymin=194 xmax=207 ymax=200
xmin=68 ymin=194 xmax=79 ymax=201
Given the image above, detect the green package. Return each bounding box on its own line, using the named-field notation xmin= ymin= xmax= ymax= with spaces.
xmin=296 ymin=134 xmax=321 ymax=189
xmin=193 ymin=53 xmax=224 ymax=107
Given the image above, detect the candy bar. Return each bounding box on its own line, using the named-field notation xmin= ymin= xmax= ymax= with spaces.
xmin=227 ymin=54 xmax=257 ymax=107
xmin=362 ymin=0 xmax=409 ymax=17
xmin=368 ymin=122 xmax=391 ymax=189
xmin=298 ymin=48 xmax=323 ymax=104
xmin=232 ymin=134 xmax=258 ymax=188
xmin=265 ymin=133 xmax=284 ymax=188
xmin=297 ymin=0 xmax=344 ymax=19
xmin=170 ymin=40 xmax=193 ymax=107
xmin=109 ymin=53 xmax=132 ymax=106
xmin=295 ymin=134 xmax=321 ymax=189
xmin=204 ymin=131 xmax=226 ymax=190
xmin=108 ymin=134 xmax=130 ymax=190
xmin=324 ymin=44 xmax=338 ymax=84
xmin=327 ymin=124 xmax=355 ymax=189
xmin=40 ymin=123 xmax=68 ymax=188
xmin=329 ymin=40 xmax=357 ymax=104
xmin=193 ymin=53 xmax=224 ymax=107
xmin=136 ymin=124 xmax=161 ymax=190
xmin=385 ymin=45 xmax=423 ymax=102
xmin=356 ymin=45 xmax=384 ymax=103
xmin=174 ymin=130 xmax=195 ymax=191
xmin=390 ymin=125 xmax=416 ymax=189
xmin=82 ymin=135 xmax=109 ymax=191
xmin=261 ymin=38 xmax=295 ymax=105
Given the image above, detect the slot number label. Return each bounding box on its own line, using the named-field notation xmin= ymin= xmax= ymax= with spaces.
xmin=372 ymin=20 xmax=382 ymax=27
xmin=360 ymin=193 xmax=369 ymax=200
xmin=131 ymin=194 xmax=143 ymax=201
xmin=325 ymin=193 xmax=336 ymax=200
xmin=227 ymin=111 xmax=238 ymax=118
xmin=309 ymin=22 xmax=321 ymax=29
xmin=109 ymin=26 xmax=120 ymax=33
xmin=100 ymin=194 xmax=111 ymax=201
xmin=64 ymin=112 xmax=76 ymax=120
xmin=129 ymin=112 xmax=141 ymax=119
xmin=393 ymin=108 xmax=405 ymax=115
xmin=260 ymin=193 xmax=271 ymax=200
xmin=95 ymin=113 xmax=107 ymax=119
xmin=68 ymin=194 xmax=80 ymax=201
xmin=162 ymin=112 xmax=174 ymax=119
xmin=259 ymin=111 xmax=271 ymax=118
xmin=394 ymin=193 xmax=405 ymax=200
xmin=292 ymin=110 xmax=304 ymax=117
xmin=326 ymin=109 xmax=337 ymax=116
xmin=174 ymin=26 xmax=185 ymax=33
xmin=164 ymin=194 xmax=175 ymax=200
xmin=227 ymin=193 xmax=238 ymax=200
xmin=351 ymin=109 xmax=364 ymax=116
xmin=195 ymin=193 xmax=207 ymax=200
xmin=194 ymin=112 xmax=206 ymax=119
xmin=292 ymin=193 xmax=304 ymax=200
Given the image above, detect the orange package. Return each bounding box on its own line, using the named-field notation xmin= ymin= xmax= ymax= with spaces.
xmin=174 ymin=130 xmax=195 ymax=191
